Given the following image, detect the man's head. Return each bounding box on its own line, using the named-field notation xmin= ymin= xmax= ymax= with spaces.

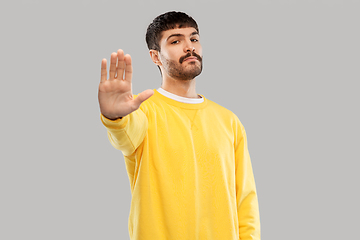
xmin=146 ymin=11 xmax=199 ymax=52
xmin=146 ymin=11 xmax=203 ymax=81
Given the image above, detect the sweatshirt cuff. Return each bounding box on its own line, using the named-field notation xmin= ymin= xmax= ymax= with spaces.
xmin=100 ymin=114 xmax=129 ymax=129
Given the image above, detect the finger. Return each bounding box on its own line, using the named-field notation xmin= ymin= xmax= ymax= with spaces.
xmin=124 ymin=54 xmax=133 ymax=82
xmin=116 ymin=49 xmax=125 ymax=80
xmin=109 ymin=52 xmax=117 ymax=80
xmin=133 ymin=89 xmax=154 ymax=108
xmin=100 ymin=59 xmax=107 ymax=83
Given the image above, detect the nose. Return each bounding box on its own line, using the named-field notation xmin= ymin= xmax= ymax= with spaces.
xmin=184 ymin=40 xmax=195 ymax=53
xmin=187 ymin=47 xmax=195 ymax=52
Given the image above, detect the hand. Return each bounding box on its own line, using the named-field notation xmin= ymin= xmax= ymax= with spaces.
xmin=98 ymin=49 xmax=154 ymax=120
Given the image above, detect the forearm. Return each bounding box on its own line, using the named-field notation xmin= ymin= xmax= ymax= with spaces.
xmin=101 ymin=108 xmax=148 ymax=156
xmin=237 ymin=187 xmax=260 ymax=240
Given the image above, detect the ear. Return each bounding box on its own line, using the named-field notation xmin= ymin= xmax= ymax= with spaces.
xmin=149 ymin=50 xmax=162 ymax=66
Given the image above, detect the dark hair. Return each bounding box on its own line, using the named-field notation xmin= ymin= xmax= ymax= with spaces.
xmin=146 ymin=11 xmax=199 ymax=52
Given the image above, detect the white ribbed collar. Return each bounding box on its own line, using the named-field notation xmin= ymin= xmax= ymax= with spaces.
xmin=157 ymin=88 xmax=204 ymax=104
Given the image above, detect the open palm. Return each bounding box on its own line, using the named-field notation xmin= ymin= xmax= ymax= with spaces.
xmin=98 ymin=49 xmax=153 ymax=120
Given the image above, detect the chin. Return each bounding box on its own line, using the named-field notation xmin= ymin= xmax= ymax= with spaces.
xmin=177 ymin=68 xmax=202 ymax=81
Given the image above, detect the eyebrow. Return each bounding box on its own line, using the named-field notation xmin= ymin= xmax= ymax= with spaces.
xmin=166 ymin=31 xmax=199 ymax=42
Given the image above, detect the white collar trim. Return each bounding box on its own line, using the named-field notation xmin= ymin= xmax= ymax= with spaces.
xmin=157 ymin=88 xmax=204 ymax=104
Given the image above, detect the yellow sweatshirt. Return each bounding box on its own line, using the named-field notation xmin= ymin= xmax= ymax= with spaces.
xmin=101 ymin=89 xmax=260 ymax=240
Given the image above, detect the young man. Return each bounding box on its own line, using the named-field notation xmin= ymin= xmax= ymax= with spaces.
xmin=99 ymin=11 xmax=260 ymax=240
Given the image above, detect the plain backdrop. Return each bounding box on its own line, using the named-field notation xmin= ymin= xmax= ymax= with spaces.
xmin=1 ymin=0 xmax=359 ymax=239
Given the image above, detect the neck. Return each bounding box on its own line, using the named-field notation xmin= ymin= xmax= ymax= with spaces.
xmin=161 ymin=76 xmax=199 ymax=98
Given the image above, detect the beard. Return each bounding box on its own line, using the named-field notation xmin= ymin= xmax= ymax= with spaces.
xmin=161 ymin=52 xmax=203 ymax=81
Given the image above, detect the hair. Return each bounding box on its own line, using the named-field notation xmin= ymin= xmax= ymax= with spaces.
xmin=146 ymin=11 xmax=199 ymax=52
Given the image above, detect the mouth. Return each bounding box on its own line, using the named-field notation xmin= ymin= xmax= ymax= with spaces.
xmin=183 ymin=57 xmax=199 ymax=62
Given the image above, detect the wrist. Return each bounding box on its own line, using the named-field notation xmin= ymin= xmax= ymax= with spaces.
xmin=102 ymin=114 xmax=123 ymax=121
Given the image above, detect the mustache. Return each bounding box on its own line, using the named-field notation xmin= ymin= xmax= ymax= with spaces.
xmin=179 ymin=52 xmax=202 ymax=64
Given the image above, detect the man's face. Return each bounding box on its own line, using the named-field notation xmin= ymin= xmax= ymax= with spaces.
xmin=157 ymin=27 xmax=203 ymax=81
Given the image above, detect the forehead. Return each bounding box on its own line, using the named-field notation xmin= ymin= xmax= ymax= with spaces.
xmin=160 ymin=27 xmax=199 ymax=42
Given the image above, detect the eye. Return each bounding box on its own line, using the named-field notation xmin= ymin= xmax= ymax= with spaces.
xmin=171 ymin=40 xmax=179 ymax=44
xmin=191 ymin=38 xmax=199 ymax=42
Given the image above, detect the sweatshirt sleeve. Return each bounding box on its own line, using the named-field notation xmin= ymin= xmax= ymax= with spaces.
xmin=100 ymin=108 xmax=148 ymax=157
xmin=235 ymin=120 xmax=261 ymax=240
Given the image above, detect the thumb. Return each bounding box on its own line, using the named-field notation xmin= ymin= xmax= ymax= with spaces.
xmin=133 ymin=89 xmax=154 ymax=108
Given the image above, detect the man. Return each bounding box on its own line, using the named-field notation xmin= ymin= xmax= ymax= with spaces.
xmin=99 ymin=11 xmax=260 ymax=240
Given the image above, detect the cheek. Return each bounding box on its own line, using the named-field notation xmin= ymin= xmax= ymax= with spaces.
xmin=164 ymin=52 xmax=182 ymax=64
xmin=197 ymin=46 xmax=203 ymax=56
xmin=159 ymin=52 xmax=170 ymax=64
xmin=160 ymin=48 xmax=176 ymax=60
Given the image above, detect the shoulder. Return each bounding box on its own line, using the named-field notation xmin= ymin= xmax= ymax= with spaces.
xmin=205 ymin=97 xmax=246 ymax=132
xmin=205 ymin=98 xmax=240 ymax=121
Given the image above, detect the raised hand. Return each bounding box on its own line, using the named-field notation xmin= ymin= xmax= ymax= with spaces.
xmin=98 ymin=49 xmax=154 ymax=120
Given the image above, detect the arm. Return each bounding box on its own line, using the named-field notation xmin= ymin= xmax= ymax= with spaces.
xmin=98 ymin=49 xmax=154 ymax=155
xmin=235 ymin=121 xmax=261 ymax=240
xmin=101 ymin=106 xmax=148 ymax=156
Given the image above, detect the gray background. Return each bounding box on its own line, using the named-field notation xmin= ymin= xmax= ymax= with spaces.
xmin=1 ymin=0 xmax=359 ymax=239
